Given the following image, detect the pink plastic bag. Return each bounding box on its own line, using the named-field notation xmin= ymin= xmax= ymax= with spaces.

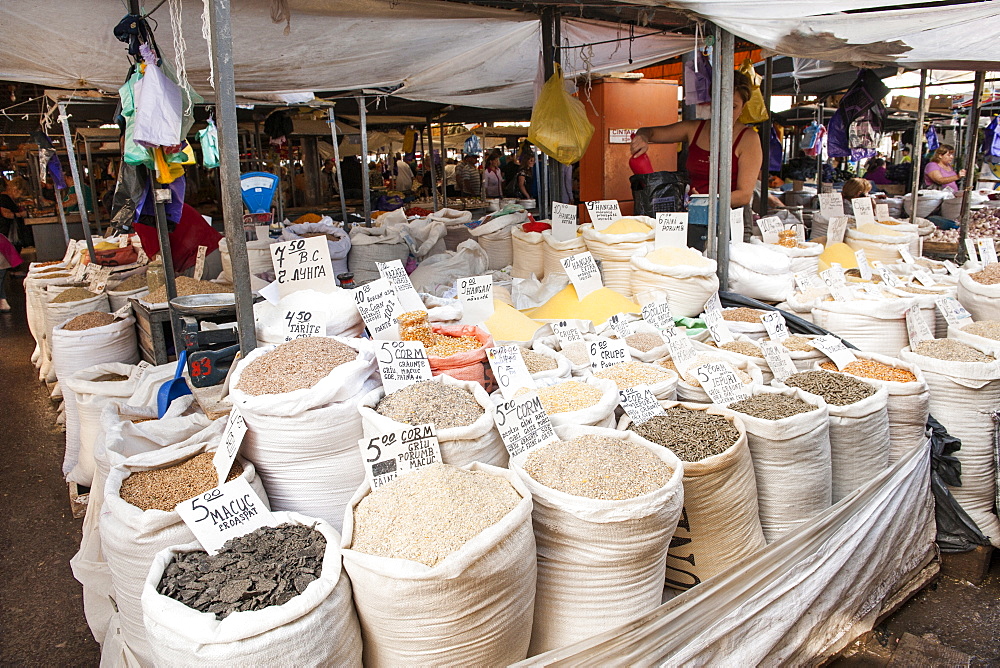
xmin=133 ymin=45 xmax=182 ymax=148
xmin=427 ymin=324 xmax=494 ymax=388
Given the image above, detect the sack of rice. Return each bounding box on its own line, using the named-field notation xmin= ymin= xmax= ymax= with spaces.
xmin=957 ymin=264 xmax=1000 ymax=322
xmin=726 ymin=242 xmax=794 ymax=303
xmin=541 ymin=229 xmax=586 ymax=278
xmin=584 ymin=218 xmax=656 ymax=297
xmin=511 ymin=223 xmax=545 ymax=279
xmin=630 ymin=246 xmax=718 ymax=317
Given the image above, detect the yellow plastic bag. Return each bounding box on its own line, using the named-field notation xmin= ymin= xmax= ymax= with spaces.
xmin=528 ymin=64 xmax=594 ymax=165
xmin=738 ymin=58 xmax=770 ymax=124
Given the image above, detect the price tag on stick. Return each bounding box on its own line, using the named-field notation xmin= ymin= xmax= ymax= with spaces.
xmin=808 ymin=334 xmax=857 ymax=370
xmin=458 ymin=275 xmax=494 ymax=325
xmin=875 ymin=202 xmax=890 ymax=221
xmin=654 ymin=212 xmax=688 ymax=249
xmin=282 ymin=309 xmax=325 ymax=341
xmin=760 ymin=311 xmax=790 ymax=342
xmin=88 ymin=265 xmax=112 ymax=293
xmin=760 ymin=340 xmax=797 ymax=381
xmin=561 ymin=252 xmax=603 ymax=300
xmin=486 ymin=345 xmax=536 ymax=400
xmin=871 ymin=261 xmax=903 ymax=288
xmin=965 ymin=238 xmax=980 ymax=264
xmin=552 ymin=321 xmax=585 ymax=347
xmin=826 ymin=216 xmax=849 ymax=246
xmin=607 ymin=313 xmax=634 ymax=339
xmin=664 ymin=326 xmax=697 ymax=369
xmin=756 ymin=216 xmax=784 ymax=244
xmin=729 ymin=208 xmax=745 ymax=243
xmin=584 ymin=200 xmax=622 ymax=230
xmin=703 ymin=310 xmax=734 ymax=344
xmin=62 ymin=239 xmax=77 ymax=264
xmin=819 ymin=192 xmax=845 ymax=218
xmin=213 ymin=406 xmax=248 ymax=486
xmin=589 ymin=337 xmax=631 ymax=371
xmin=269 ymin=236 xmax=336 ymax=297
xmin=359 ymin=423 xmax=442 ymax=490
xmin=493 ymin=392 xmax=558 ymax=463
xmin=176 ymin=477 xmax=277 ymax=554
xmin=375 ymin=341 xmax=432 ymax=393
xmin=852 ymin=197 xmax=876 ymax=225
xmin=354 ymin=278 xmax=403 ymax=340
xmin=377 ymin=259 xmax=424 ymax=312
xmin=694 ymin=362 xmax=752 ymax=406
xmin=935 ymin=297 xmax=973 ymax=327
xmin=854 ymin=249 xmax=872 ymax=281
xmin=898 ymin=247 xmax=916 ymax=265
xmin=618 ymin=386 xmax=666 ymax=425
xmin=641 ymin=300 xmax=673 ymax=331
xmin=194 ymin=245 xmax=208 ymax=281
xmin=978 ymin=237 xmax=999 ymax=265
xmin=905 ymin=306 xmax=935 ymax=347
xmin=551 ymin=202 xmax=578 ymax=242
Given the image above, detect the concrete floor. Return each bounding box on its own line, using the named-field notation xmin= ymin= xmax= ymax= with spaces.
xmin=0 ymin=275 xmax=996 ymax=665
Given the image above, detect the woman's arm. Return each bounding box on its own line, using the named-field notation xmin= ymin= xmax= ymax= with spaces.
xmin=630 ymin=120 xmax=698 ymax=157
xmin=732 ymin=130 xmax=763 ymax=208
xmin=926 ymin=164 xmax=965 ymax=185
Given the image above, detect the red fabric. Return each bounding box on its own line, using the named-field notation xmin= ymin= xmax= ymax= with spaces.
xmin=134 ymin=203 xmax=222 ymax=273
xmin=685 ymin=120 xmax=751 ymax=194
xmin=522 ymin=221 xmax=551 ymax=233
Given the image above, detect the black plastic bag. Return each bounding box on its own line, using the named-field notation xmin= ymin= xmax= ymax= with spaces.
xmin=630 ymin=171 xmax=688 ymax=217
xmin=109 ymin=162 xmax=149 ymax=233
xmin=927 ymin=416 xmax=991 ymax=553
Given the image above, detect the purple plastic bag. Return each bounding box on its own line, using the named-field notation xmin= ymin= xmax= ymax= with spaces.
xmin=684 ymin=50 xmax=713 ymax=106
xmin=926 ymin=125 xmax=940 ymax=153
xmin=136 ymin=176 xmax=186 ymax=224
xmin=985 ymin=116 xmax=1000 ymax=160
xmin=769 ymin=126 xmax=783 ymax=173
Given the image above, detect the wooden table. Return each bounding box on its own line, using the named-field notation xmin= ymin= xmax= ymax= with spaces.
xmin=129 ymin=297 xmax=173 ymax=365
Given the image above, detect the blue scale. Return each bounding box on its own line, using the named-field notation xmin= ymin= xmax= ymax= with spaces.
xmin=240 ymin=172 xmax=279 ymax=214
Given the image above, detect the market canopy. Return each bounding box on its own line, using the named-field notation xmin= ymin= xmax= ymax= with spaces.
xmin=1 ymin=0 xmax=694 ymax=110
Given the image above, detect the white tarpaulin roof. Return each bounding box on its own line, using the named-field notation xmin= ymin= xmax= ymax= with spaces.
xmin=651 ymin=0 xmax=1000 ymax=69
xmin=0 ymin=0 xmax=694 ymax=110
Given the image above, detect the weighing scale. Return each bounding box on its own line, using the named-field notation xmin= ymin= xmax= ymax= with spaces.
xmin=240 ymin=172 xmax=279 ymax=213
xmin=169 ymin=294 xmax=241 ymax=388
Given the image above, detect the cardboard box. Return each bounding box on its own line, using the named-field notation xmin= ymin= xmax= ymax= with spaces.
xmin=893 ymin=95 xmax=929 ymax=112
xmin=929 ymin=94 xmax=954 ymax=112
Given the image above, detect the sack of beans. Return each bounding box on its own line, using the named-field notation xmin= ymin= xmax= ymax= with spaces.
xmin=141 ymin=513 xmax=362 ymax=667
xmin=722 ymin=387 xmax=832 ymax=542
xmin=813 ymin=353 xmax=929 ymax=463
xmin=582 ymin=218 xmax=656 ymax=297
xmin=949 ymin=320 xmax=1000 ymax=356
xmin=230 ymin=336 xmax=379 ymax=532
xmin=254 ymin=287 xmax=365 ymax=343
xmin=101 ymin=441 xmax=269 ymax=665
xmin=665 ymin=354 xmax=764 ymax=405
xmin=341 ymin=463 xmax=536 ymax=666
xmin=593 ymin=360 xmax=679 ymax=402
xmin=726 ymin=242 xmax=794 ymax=303
xmin=106 ymin=272 xmax=150 ymax=311
xmin=774 ymin=370 xmax=890 ymax=502
xmin=511 ymin=223 xmax=545 ymax=280
xmin=52 ymin=314 xmax=139 ymax=483
xmin=618 ymin=402 xmax=766 ymax=589
xmin=63 ymin=363 xmax=141 ymax=488
xmin=72 ymin=401 xmax=218 ymax=644
xmin=694 ymin=336 xmax=774 ymax=384
xmin=811 ymin=296 xmax=917 ymax=357
xmin=957 ymin=265 xmax=1000 ymax=322
xmin=494 ymin=377 xmax=620 ymax=429
xmin=424 ymin=323 xmax=494 ymax=386
xmin=45 ymin=286 xmax=110 ymax=363
xmin=541 ymin=229 xmax=586 ymax=278
xmin=360 ymin=377 xmax=508 ymax=468
xmin=629 ymin=246 xmax=718 ymax=316
xmin=900 ymin=339 xmax=1000 ymax=546
xmin=510 ymin=425 xmax=684 ymax=654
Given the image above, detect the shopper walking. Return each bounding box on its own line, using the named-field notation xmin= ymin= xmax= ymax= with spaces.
xmin=481 ymin=152 xmax=504 ymax=198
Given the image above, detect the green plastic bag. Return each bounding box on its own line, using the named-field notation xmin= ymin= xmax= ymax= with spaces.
xmin=119 ymin=70 xmax=154 ymax=169
xmin=528 ymin=64 xmax=594 ymax=165
xmin=196 ymin=119 xmax=220 ymax=169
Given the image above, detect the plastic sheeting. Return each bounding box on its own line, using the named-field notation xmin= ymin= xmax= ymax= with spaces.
xmin=516 ymin=441 xmax=934 ymax=666
xmin=0 ymin=1 xmax=694 ymax=110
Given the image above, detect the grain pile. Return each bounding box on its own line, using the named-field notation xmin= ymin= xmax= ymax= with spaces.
xmin=962 ymin=320 xmax=1000 ymax=341
xmin=718 ymin=340 xmax=764 ymax=358
xmin=911 ymin=339 xmax=994 ymax=362
xmin=63 ymin=311 xmax=115 ymax=331
xmin=52 ymin=288 xmax=98 ymax=304
xmin=673 ymin=354 xmax=752 ymax=387
xmin=780 ymin=335 xmax=817 ymax=352
xmin=522 ymin=435 xmax=672 ymax=500
xmin=969 ymin=263 xmax=1000 ymax=285
xmin=157 ymin=524 xmax=325 ymax=618
xmin=784 ymin=370 xmax=876 ymax=406
xmin=520 ymin=348 xmax=557 ymax=374
xmin=236 ymin=337 xmax=357 ymax=395
xmin=559 ymin=341 xmax=590 ymax=366
xmin=594 ymin=361 xmax=674 ymax=389
xmin=111 ymin=273 xmax=148 ymax=292
xmin=351 ymin=463 xmax=520 ymax=566
xmin=145 ymin=276 xmax=234 ymax=303
xmin=729 ymin=394 xmax=817 ymax=420
xmin=376 ymin=381 xmax=483 ymax=429
xmin=629 ymin=406 xmax=740 ymax=461
xmin=398 ymin=310 xmax=482 ymax=357
xmin=93 ymin=373 xmax=129 ymax=382
xmin=625 ymin=332 xmax=664 ymax=352
xmin=530 ymin=380 xmax=603 ymax=414
xmin=119 ymin=453 xmax=242 ymax=511
xmin=819 ymin=359 xmax=917 ymax=382
xmin=722 ymin=307 xmax=767 ymax=323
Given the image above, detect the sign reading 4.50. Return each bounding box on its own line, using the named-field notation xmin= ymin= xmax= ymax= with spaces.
xmin=269 ymin=236 xmax=336 ymax=297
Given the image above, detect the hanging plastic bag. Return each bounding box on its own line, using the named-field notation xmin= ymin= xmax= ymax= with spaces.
xmin=926 ymin=124 xmax=940 ymax=153
xmin=463 ymin=134 xmax=482 ymax=156
xmin=737 ymin=58 xmax=769 ymax=124
xmin=984 ymin=116 xmax=1000 ymax=160
xmin=769 ymin=125 xmax=784 ymax=173
xmin=133 ymin=44 xmax=183 ymax=149
xmin=403 ymin=127 xmax=416 ymax=153
xmin=827 ymin=70 xmax=889 ymax=158
xmin=528 ymin=63 xmax=594 ymax=165
xmin=684 ymin=49 xmax=713 ymax=106
xmin=118 ymin=69 xmax=154 ymax=169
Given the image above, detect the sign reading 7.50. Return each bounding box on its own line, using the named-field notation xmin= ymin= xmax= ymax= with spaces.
xmin=268 ymin=236 xmax=336 ymax=297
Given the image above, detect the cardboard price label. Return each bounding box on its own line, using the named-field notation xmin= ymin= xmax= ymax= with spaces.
xmin=377 ymin=259 xmax=424 ymax=312
xmin=898 ymin=247 xmax=916 ymax=265
xmin=760 ymin=311 xmax=790 ymax=342
xmin=826 ymin=216 xmax=849 ymax=246
xmin=730 ymin=208 xmax=745 ymax=243
xmin=760 ymin=340 xmax=797 ymax=381
xmin=852 ymin=197 xmax=876 ymax=225
xmin=194 ymin=245 xmax=208 ymax=281
xmin=607 ymin=313 xmax=634 ymax=339
xmin=551 ymin=202 xmax=578 ymax=242
xmin=61 ymin=239 xmax=78 ymax=264
xmin=88 ymin=266 xmax=112 ymax=293
xmin=875 ymin=202 xmax=890 ymax=221
xmin=703 ymin=309 xmax=734 ymax=344
xmin=965 ymin=238 xmax=980 ymax=264
xmin=641 ymin=301 xmax=673 ymax=331
xmin=561 ymin=251 xmax=603 ymax=300
xmin=213 ymin=406 xmax=248 ymax=486
xmin=112 ymin=303 xmax=132 ymax=320
xmin=487 ymin=345 xmax=536 ymax=401
xmin=819 ymin=192 xmax=845 ymax=218
xmin=282 ymin=309 xmax=324 ymax=341
xmin=704 ymin=292 xmax=723 ymax=314
xmin=493 ymin=392 xmax=558 ymax=462
xmin=820 ymin=267 xmax=846 ymax=288
xmin=935 ymin=297 xmax=973 ymax=326
xmin=376 ymin=340 xmax=432 ymax=394
xmin=978 ymin=237 xmax=999 ymax=265
xmin=694 ymin=362 xmax=752 ymax=406
xmin=175 ymin=477 xmax=277 ymax=554
xmin=793 ymin=272 xmax=821 ymax=292
xmin=589 ymin=337 xmax=631 ymax=371
xmin=664 ymin=327 xmax=697 ymax=369
xmin=905 ymin=306 xmax=935 ymax=347
xmin=584 ymin=200 xmax=622 ymax=230
xmin=360 ymin=423 xmax=441 ymax=490
xmin=808 ymin=334 xmax=857 ymax=370
xmin=552 ymin=321 xmax=585 ymax=346
xmin=118 ymin=234 xmax=131 ymax=248
xmin=618 ymin=386 xmax=666 ymax=425
xmin=943 ymin=260 xmax=959 ymax=276
xmin=871 ymin=261 xmax=903 ymax=288
xmin=458 ymin=274 xmax=494 ymax=325
xmin=854 ymin=249 xmax=873 ymax=281
xmin=756 ymin=216 xmax=784 ymax=244
xmin=269 ymin=236 xmax=336 ymax=297
xmin=354 ymin=278 xmax=403 ymax=340
xmin=654 ymin=212 xmax=688 ymax=249
xmin=912 ymin=268 xmax=937 ymax=287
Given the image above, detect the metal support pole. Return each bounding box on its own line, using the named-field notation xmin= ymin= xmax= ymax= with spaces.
xmin=909 ymin=69 xmax=928 ymax=228
xmin=54 ymin=189 xmax=70 ymax=245
xmin=357 ymin=95 xmax=372 ymax=226
xmin=715 ymin=28 xmax=735 ymax=290
xmin=426 ymin=119 xmax=440 ymax=211
xmin=957 ymin=71 xmax=986 ymax=264
xmin=83 ymin=137 xmax=102 ymax=233
xmin=153 ymin=190 xmax=184 ymax=355
xmin=706 ymin=27 xmax=723 ymax=261
xmin=439 ymin=123 xmax=449 ymax=207
xmin=328 ymin=107 xmax=349 ymax=225
xmin=815 ymin=103 xmax=825 ymax=187
xmin=758 ymin=56 xmax=773 ymax=219
xmin=207 ymin=0 xmax=257 ymax=356
xmin=58 ymin=103 xmax=97 ymax=263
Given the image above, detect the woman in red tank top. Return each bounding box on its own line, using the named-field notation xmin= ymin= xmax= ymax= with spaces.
xmin=630 ymin=71 xmax=762 ymax=208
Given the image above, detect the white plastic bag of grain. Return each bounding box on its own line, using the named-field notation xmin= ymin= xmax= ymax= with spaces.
xmin=777 ymin=290 xmax=824 ymax=325
xmin=672 ymin=354 xmax=764 ymax=404
xmin=773 ymin=376 xmax=890 ymax=503
xmin=102 ymin=441 xmax=269 ymax=666
xmin=749 ymin=237 xmax=823 ymax=276
xmin=517 ymin=344 xmax=572 ymax=382
xmin=492 ymin=376 xmax=620 ymax=429
xmin=583 ymin=219 xmax=656 ymax=297
xmin=810 ymin=296 xmax=917 ymax=358
xmin=721 ymin=386 xmax=832 ymax=542
xmin=253 ymin=287 xmax=364 ymax=343
xmin=52 ymin=315 xmax=139 ymax=482
xmin=106 ymin=286 xmax=149 ymax=312
xmin=957 ymin=269 xmax=1000 ymax=322
xmin=715 ymin=307 xmax=769 ymax=339
xmin=541 ymin=228 xmax=586 ymax=278
xmin=341 ymin=463 xmax=536 ymax=667
xmin=512 ymin=425 xmax=684 ymax=654
xmin=359 ymin=375 xmax=507 ymax=468
xmin=596 ymin=317 xmax=669 ymax=364
xmin=844 ymin=226 xmax=913 ymax=264
xmin=887 ymin=285 xmax=951 ymax=338
xmin=511 ymin=223 xmax=545 ymax=280
xmin=629 ymin=247 xmax=718 ymax=317
xmin=727 ymin=242 xmax=794 ymax=303
xmin=470 ymin=210 xmax=528 ymax=271
xmin=812 ymin=352 xmax=929 ymax=463
xmin=141 ymin=512 xmax=363 ymax=668
xmin=776 ymin=334 xmax=827 ymax=371
xmin=949 ymin=321 xmax=1000 ymax=356
xmin=45 ymin=288 xmax=110 ymax=360
xmin=63 ymin=363 xmax=140 ymax=488
xmin=24 ymin=270 xmax=77 ymax=378
xmin=531 ymin=320 xmax=598 ymax=378
xmin=595 ymin=361 xmax=679 ymax=403
xmin=693 ymin=335 xmax=773 ymax=384
xmin=229 ymin=338 xmax=379 ymax=532
xmin=899 ymin=345 xmax=1000 ymax=547
xmin=617 ymin=403 xmax=766 ymax=590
